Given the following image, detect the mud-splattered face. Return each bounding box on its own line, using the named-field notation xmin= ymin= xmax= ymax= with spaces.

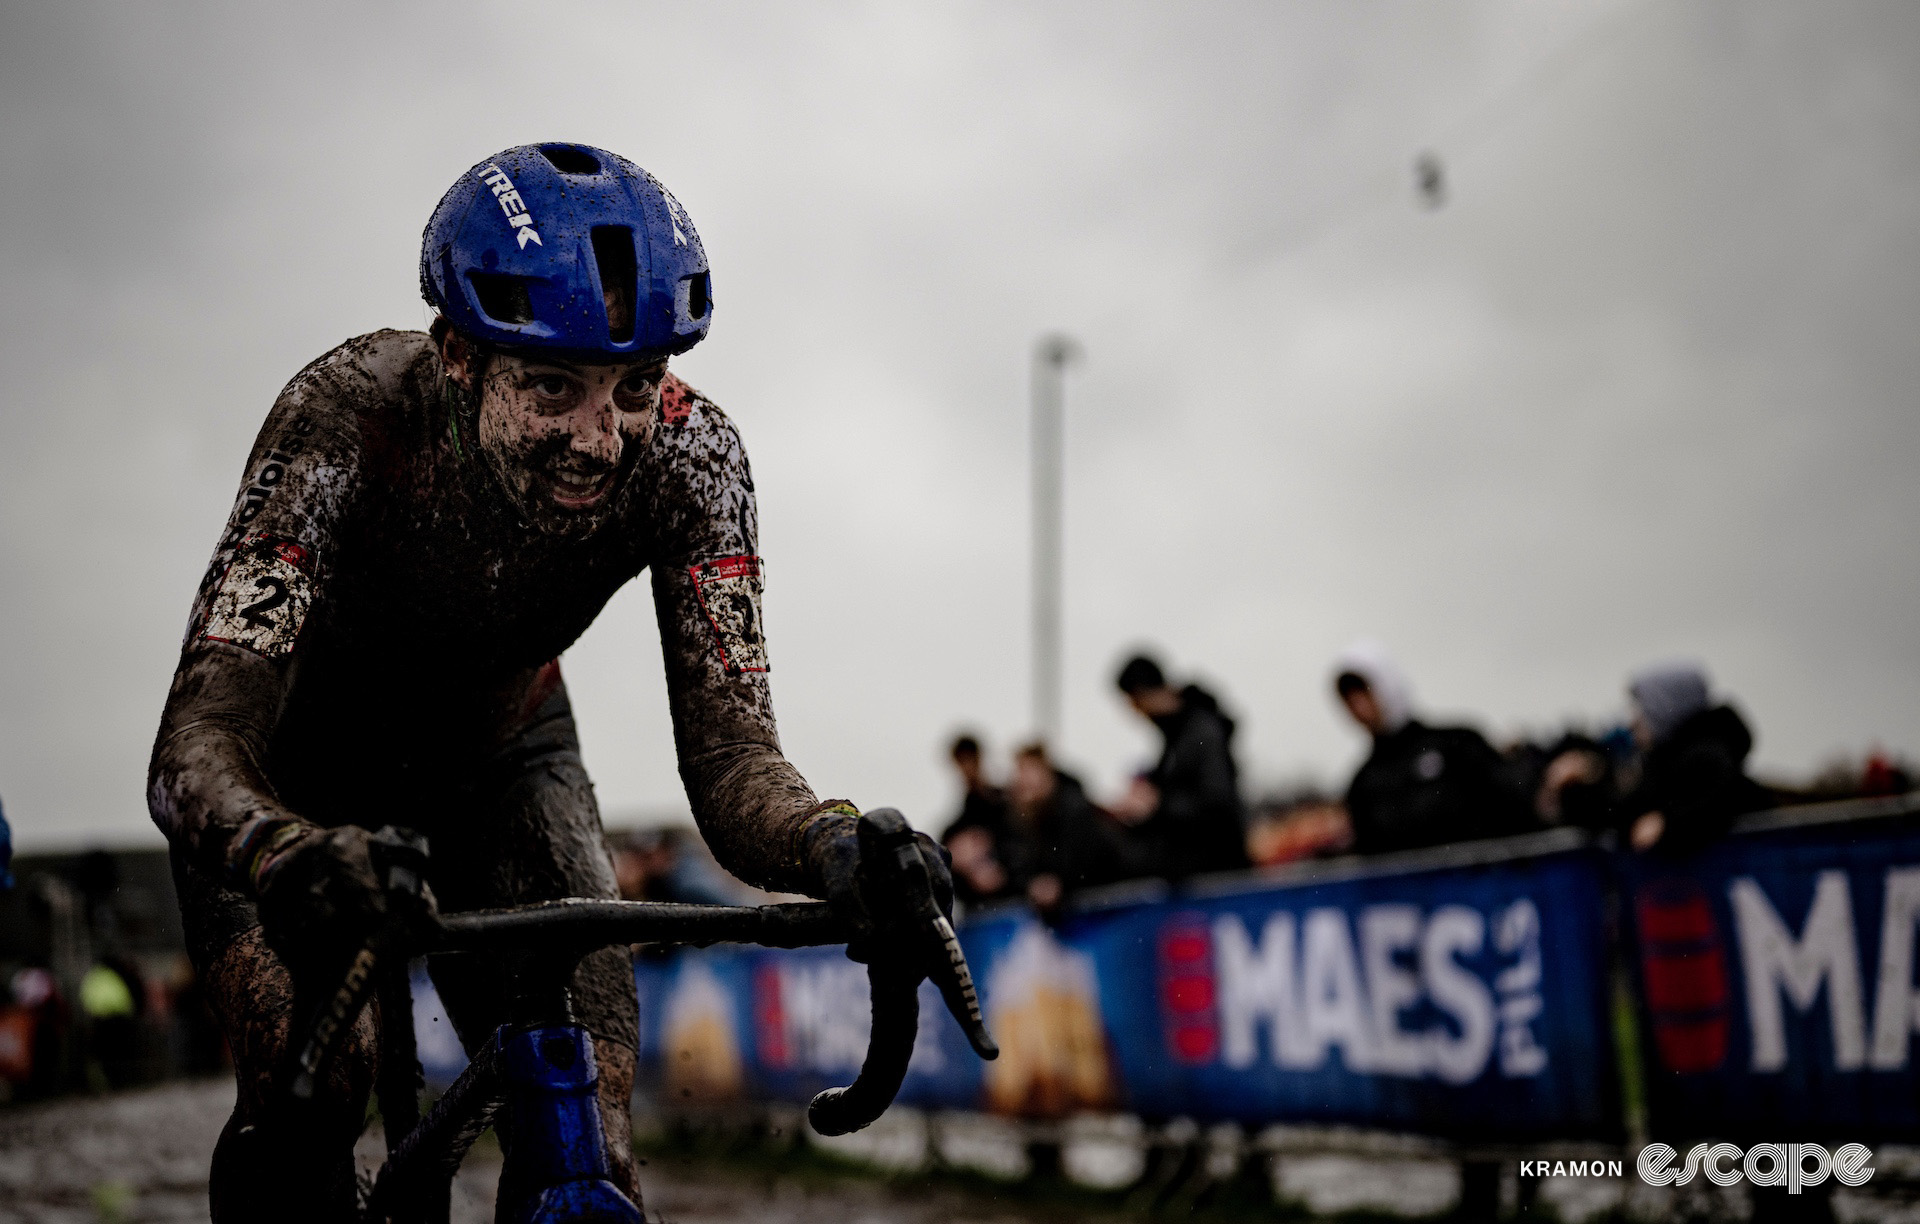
xmin=443 ymin=333 xmax=664 ymax=534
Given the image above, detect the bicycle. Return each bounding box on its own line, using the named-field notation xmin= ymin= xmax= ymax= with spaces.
xmin=278 ymin=814 xmax=998 ymax=1223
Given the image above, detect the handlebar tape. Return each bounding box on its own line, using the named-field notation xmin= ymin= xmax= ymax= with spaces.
xmin=806 ymin=959 xmax=921 ymax=1136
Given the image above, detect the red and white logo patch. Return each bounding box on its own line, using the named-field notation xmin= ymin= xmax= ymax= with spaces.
xmin=202 ymin=534 xmax=316 ymax=659
xmin=659 ymin=377 xmax=694 ymax=426
xmin=689 ymin=554 xmax=768 ymax=674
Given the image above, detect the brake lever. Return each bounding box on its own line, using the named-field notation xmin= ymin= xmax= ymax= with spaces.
xmin=920 ymin=911 xmax=997 ymax=1060
xmin=285 ymin=826 xmax=440 ymax=1102
xmin=856 ymin=810 xmax=998 ymax=1061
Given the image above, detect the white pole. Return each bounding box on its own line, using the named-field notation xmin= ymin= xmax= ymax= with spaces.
xmin=1031 ymin=335 xmax=1079 ymax=746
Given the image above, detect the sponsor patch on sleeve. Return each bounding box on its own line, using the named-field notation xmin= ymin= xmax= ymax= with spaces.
xmin=689 ymin=554 xmax=768 ymax=674
xmin=660 ymin=377 xmax=694 ymax=426
xmin=202 ymin=535 xmax=316 ymax=659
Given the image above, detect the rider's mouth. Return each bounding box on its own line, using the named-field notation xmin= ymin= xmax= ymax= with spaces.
xmin=545 ymin=466 xmax=613 ymax=509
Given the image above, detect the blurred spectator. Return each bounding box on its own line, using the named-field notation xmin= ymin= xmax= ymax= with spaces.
xmin=1008 ymin=742 xmax=1141 ymax=914
xmin=82 ymin=958 xmax=142 ymax=1088
xmin=1112 ymin=653 xmax=1250 ymax=878
xmin=1333 ymin=641 xmax=1530 ymax=854
xmin=1619 ymin=662 xmax=1771 ymax=854
xmin=1792 ymin=747 xmax=1915 ymax=802
xmin=1245 ymin=789 xmax=1353 ymax=866
xmin=608 ymin=827 xmax=741 ymax=905
xmin=1863 ymin=750 xmax=1914 ymax=796
xmin=1504 ymin=731 xmax=1617 ymax=831
xmin=8 ymin=969 xmax=62 ymax=1097
xmin=939 ymin=734 xmax=1020 ymax=906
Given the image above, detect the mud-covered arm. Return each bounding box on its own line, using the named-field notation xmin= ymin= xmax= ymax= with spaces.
xmin=646 ymin=383 xmax=837 ymax=896
xmin=146 ymin=345 xmax=373 ymax=877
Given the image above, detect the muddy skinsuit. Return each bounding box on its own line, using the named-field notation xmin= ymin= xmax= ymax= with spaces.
xmin=147 ymin=330 xmax=831 ymax=1219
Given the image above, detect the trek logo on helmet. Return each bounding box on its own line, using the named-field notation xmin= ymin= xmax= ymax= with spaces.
xmin=664 ymin=191 xmax=691 ymax=248
xmin=477 ymin=163 xmax=543 ymax=249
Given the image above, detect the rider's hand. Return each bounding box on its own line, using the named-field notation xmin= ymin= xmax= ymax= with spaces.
xmin=230 ymin=818 xmax=389 ymax=969
xmin=803 ymin=804 xmax=995 ymax=1058
xmin=803 ymin=803 xmax=952 ymax=960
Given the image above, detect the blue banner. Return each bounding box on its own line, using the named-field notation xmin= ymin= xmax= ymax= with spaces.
xmin=609 ymin=832 xmax=1621 ymax=1140
xmin=410 ymin=801 xmax=1920 ymax=1143
xmin=1061 ymin=842 xmax=1617 ymax=1137
xmin=1620 ymin=800 xmax=1920 ymax=1141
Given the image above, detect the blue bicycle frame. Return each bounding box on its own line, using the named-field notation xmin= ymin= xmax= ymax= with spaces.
xmin=496 ymin=1023 xmax=638 ymax=1223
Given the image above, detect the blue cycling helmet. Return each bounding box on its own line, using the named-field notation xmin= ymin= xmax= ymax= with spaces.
xmin=421 ymin=143 xmax=711 ymax=358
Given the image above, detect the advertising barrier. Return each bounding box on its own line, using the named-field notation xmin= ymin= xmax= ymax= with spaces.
xmin=404 ymin=796 xmax=1920 ymax=1146
xmin=604 ymin=830 xmax=1621 ymax=1142
xmin=1058 ymin=835 xmax=1617 ymax=1138
xmin=1620 ymin=797 xmax=1920 ymax=1141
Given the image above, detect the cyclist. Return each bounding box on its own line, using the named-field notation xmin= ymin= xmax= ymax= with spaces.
xmin=146 ymin=143 xmax=951 ymax=1221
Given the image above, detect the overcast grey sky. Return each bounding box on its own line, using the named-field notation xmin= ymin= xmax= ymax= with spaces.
xmin=4 ymin=1 xmax=1919 ymax=850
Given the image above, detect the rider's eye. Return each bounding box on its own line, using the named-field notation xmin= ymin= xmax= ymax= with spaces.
xmin=532 ymin=375 xmax=569 ymax=397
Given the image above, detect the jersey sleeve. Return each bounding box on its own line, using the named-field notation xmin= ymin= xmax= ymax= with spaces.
xmin=145 ymin=337 xmax=389 ymax=871
xmin=645 ymin=381 xmax=826 ymax=896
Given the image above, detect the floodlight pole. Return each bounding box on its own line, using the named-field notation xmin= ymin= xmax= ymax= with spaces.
xmin=1031 ymin=334 xmax=1079 ymax=747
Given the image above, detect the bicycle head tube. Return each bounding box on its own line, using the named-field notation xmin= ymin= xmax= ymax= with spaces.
xmin=497 ymin=1024 xmax=641 ymax=1224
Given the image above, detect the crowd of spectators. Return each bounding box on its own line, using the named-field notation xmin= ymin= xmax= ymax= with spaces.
xmin=942 ymin=652 xmax=1251 ymax=914
xmin=940 ymin=644 xmax=1912 ymax=914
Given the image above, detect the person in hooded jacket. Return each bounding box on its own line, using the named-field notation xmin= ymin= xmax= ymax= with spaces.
xmin=1113 ymin=654 xmax=1250 ymax=878
xmin=1618 ymin=663 xmax=1771 ymax=854
xmin=1333 ymin=641 xmax=1533 ymax=855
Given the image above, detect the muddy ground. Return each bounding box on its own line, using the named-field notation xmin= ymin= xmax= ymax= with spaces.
xmin=0 ymin=1079 xmax=1128 ymax=1224
xmin=3 ymin=1079 xmax=1919 ymax=1224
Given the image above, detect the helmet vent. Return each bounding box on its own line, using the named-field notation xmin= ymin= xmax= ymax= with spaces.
xmin=591 ymin=227 xmax=638 ymax=344
xmin=540 ymin=145 xmax=602 ymax=175
xmin=686 ymin=272 xmax=710 ymax=320
xmin=467 ymin=272 xmax=536 ymax=325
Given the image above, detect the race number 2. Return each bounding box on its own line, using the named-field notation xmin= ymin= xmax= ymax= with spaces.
xmin=203 ymin=535 xmax=316 ymax=659
xmin=689 ymin=554 xmax=769 ymax=674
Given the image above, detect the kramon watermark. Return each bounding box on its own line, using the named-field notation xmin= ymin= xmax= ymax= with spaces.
xmin=1519 ymin=1160 xmax=1627 ymax=1178
xmin=1635 ymin=1143 xmax=1875 ymax=1192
